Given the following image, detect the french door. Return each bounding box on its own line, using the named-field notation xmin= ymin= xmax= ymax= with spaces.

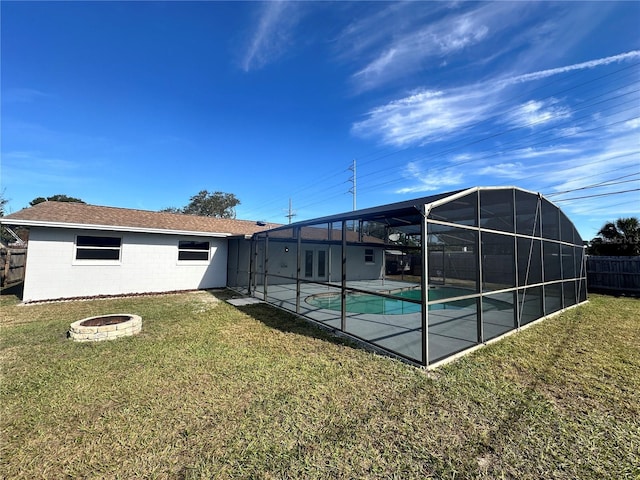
xmin=303 ymin=248 xmax=328 ymax=282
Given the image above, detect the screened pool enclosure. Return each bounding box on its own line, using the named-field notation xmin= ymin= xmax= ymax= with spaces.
xmin=227 ymin=187 xmax=587 ymax=367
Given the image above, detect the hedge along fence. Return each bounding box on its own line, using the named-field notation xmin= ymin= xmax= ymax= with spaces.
xmin=586 ymin=256 xmax=640 ymax=294
xmin=1 ymin=247 xmax=27 ymax=289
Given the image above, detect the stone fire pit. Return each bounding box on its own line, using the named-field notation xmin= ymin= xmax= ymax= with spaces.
xmin=69 ymin=314 xmax=142 ymax=342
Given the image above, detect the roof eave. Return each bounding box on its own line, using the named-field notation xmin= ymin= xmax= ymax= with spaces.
xmin=0 ymin=219 xmax=231 ymax=237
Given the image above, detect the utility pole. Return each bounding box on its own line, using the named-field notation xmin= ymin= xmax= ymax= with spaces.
xmin=348 ymin=159 xmax=356 ymax=211
xmin=285 ymin=198 xmax=297 ymax=224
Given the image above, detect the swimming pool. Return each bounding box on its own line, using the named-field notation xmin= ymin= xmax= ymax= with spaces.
xmin=306 ymin=287 xmax=477 ymax=315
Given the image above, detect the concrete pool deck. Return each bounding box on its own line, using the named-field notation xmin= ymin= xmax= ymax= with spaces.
xmin=240 ymin=280 xmax=517 ymax=364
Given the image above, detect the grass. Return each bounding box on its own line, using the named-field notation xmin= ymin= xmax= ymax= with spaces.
xmin=1 ymin=289 xmax=638 ymax=479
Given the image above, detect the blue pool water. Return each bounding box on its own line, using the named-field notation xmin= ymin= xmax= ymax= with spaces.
xmin=306 ymin=287 xmax=476 ymax=315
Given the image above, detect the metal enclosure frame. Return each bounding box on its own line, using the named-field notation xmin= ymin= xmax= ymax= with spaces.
xmin=229 ymin=187 xmax=588 ymax=367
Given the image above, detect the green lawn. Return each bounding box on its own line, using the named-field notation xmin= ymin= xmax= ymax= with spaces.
xmin=1 ymin=290 xmax=638 ymax=479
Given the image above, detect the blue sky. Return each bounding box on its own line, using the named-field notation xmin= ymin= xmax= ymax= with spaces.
xmin=1 ymin=1 xmax=639 ymax=240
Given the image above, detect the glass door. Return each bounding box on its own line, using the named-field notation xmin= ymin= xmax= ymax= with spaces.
xmin=303 ymin=248 xmax=328 ymax=281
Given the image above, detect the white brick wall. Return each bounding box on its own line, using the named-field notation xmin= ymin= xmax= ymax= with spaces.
xmin=22 ymin=228 xmax=228 ymax=302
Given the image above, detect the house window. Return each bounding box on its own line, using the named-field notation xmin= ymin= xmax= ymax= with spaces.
xmin=76 ymin=235 xmax=121 ymax=260
xmin=365 ymin=248 xmax=374 ymax=263
xmin=178 ymin=240 xmax=210 ymax=261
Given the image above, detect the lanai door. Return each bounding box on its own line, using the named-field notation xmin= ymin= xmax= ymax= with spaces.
xmin=303 ymin=248 xmax=328 ymax=282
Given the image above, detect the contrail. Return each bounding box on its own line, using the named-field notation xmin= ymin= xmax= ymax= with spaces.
xmin=499 ymin=50 xmax=640 ymax=87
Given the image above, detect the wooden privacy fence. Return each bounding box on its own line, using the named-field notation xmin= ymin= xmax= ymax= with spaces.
xmin=1 ymin=247 xmax=27 ymax=289
xmin=586 ymin=256 xmax=640 ymax=294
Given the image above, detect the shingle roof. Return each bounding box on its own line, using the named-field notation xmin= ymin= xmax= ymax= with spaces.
xmin=0 ymin=201 xmax=278 ymax=237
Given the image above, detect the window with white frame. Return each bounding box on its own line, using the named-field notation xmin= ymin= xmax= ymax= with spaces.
xmin=365 ymin=248 xmax=374 ymax=263
xmin=178 ymin=240 xmax=210 ymax=261
xmin=75 ymin=235 xmax=121 ymax=260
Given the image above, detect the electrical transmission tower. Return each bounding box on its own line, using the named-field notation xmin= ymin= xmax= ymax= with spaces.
xmin=348 ymin=159 xmax=356 ymax=211
xmin=285 ymin=198 xmax=297 ymax=224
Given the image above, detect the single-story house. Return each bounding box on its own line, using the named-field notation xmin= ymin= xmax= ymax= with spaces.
xmin=1 ymin=188 xmax=588 ymax=366
xmin=0 ymin=201 xmax=275 ymax=302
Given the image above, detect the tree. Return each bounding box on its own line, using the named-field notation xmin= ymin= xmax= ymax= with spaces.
xmin=1 ymin=190 xmax=28 ymax=245
xmin=29 ymin=194 xmax=85 ymax=206
xmin=161 ymin=191 xmax=240 ymax=218
xmin=0 ymin=190 xmax=7 ymax=217
xmin=587 ymin=217 xmax=640 ymax=256
xmin=183 ymin=190 xmax=240 ymax=218
xmin=0 ymin=190 xmax=9 ymax=244
xmin=159 ymin=207 xmax=183 ymax=214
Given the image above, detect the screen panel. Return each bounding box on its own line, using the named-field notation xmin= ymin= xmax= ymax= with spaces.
xmin=481 ymin=232 xmax=515 ymax=292
xmin=515 ymin=190 xmax=541 ymax=237
xmin=517 ymin=237 xmax=542 ymax=286
xmin=480 ymin=189 xmax=514 ymax=233
xmin=518 ymin=286 xmax=543 ymax=326
xmin=429 ymin=192 xmax=478 ymax=227
xmin=482 ymin=292 xmax=516 ymax=341
xmin=428 ymin=223 xmax=479 ymax=296
xmin=541 ymin=198 xmax=560 ymax=241
xmin=544 ymin=283 xmax=563 ymax=315
xmin=428 ymin=298 xmax=478 ymax=363
xmin=543 ymin=242 xmax=562 ymax=282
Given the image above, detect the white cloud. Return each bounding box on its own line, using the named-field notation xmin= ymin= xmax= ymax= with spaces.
xmin=508 ymin=146 xmax=577 ymax=159
xmin=506 ymin=129 xmax=640 ymax=238
xmin=435 ymin=17 xmax=489 ymax=53
xmin=1 ymin=151 xmax=88 ymax=189
xmin=506 ymin=100 xmax=572 ymax=128
xmin=554 ymin=126 xmax=586 ymax=139
xmin=352 ymin=87 xmax=494 ymax=146
xmin=605 ymin=114 xmax=640 ymax=134
xmin=2 ymin=88 xmax=50 ymax=103
xmin=354 ymin=48 xmax=398 ymax=81
xmin=623 ymin=118 xmax=640 ymax=130
xmin=352 ymin=51 xmax=640 ymax=147
xmin=395 ymin=161 xmax=464 ymax=194
xmin=241 ymin=1 xmax=300 ymax=72
xmin=349 ymin=3 xmax=502 ymax=91
xmin=543 ymin=134 xmax=640 ymax=194
xmin=569 ymin=197 xmax=640 ymax=219
xmin=451 ymin=153 xmax=473 ymax=163
xmin=478 ymin=162 xmax=526 ymax=179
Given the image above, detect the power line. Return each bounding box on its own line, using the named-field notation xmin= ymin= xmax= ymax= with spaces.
xmin=356 ymin=114 xmax=640 ymax=197
xmin=296 ymin=108 xmax=639 ymax=215
xmin=502 ymin=152 xmax=640 ymax=187
xmin=585 ymin=199 xmax=638 ymax=211
xmin=354 ymin=86 xmax=640 ymax=188
xmin=546 ymin=172 xmax=640 ymax=197
xmin=354 ymin=63 xmax=640 ymax=176
xmin=541 ymin=160 xmax=640 ymax=189
xmin=354 ymin=61 xmax=640 ymax=173
xmin=552 ymin=188 xmax=640 ymax=202
xmin=258 ymin=153 xmax=634 ymax=222
xmin=244 ymin=62 xmax=640 ymax=220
